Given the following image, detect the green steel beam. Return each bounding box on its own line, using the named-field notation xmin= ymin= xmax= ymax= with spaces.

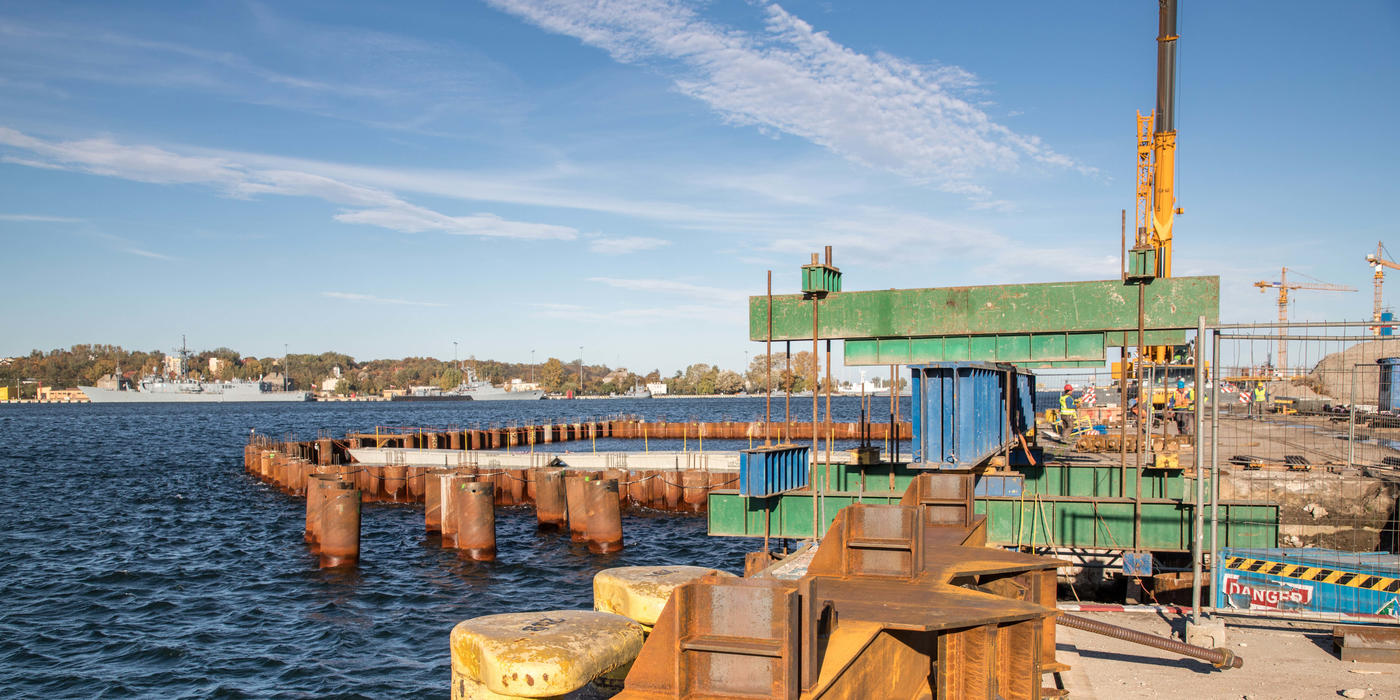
xmin=707 ymin=461 xmax=1277 ymax=550
xmin=706 ymin=492 xmax=1276 ymax=551
xmin=748 ymin=276 xmax=1219 ymax=366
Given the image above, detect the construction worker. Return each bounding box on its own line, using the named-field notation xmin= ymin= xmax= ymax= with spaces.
xmin=1252 ymin=382 xmax=1267 ymax=418
xmin=1168 ymin=379 xmax=1195 ymax=436
xmin=1058 ymin=384 xmax=1077 ymax=436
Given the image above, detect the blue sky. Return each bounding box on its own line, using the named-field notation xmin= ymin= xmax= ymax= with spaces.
xmin=1 ymin=1 xmax=1396 ymax=378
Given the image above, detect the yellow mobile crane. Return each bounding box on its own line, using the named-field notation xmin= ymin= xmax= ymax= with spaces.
xmin=1128 ymin=0 xmax=1184 ymax=363
xmin=1253 ymin=268 xmax=1356 ymax=373
xmin=1365 ymin=241 xmax=1399 ymax=336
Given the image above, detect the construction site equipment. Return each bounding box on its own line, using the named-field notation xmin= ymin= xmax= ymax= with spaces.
xmin=751 ymin=277 xmax=1217 ymax=368
xmin=1253 ymin=267 xmax=1356 ymax=371
xmin=618 ymin=472 xmax=1066 ymax=699
xmin=1333 ymin=624 xmax=1400 ymax=664
xmin=908 ymin=362 xmax=1036 ymax=470
xmin=621 ymin=472 xmax=1244 ymax=699
xmin=1366 ymin=241 xmax=1399 ymax=336
xmin=1056 ymin=614 xmax=1241 ymax=669
xmin=739 ymin=445 xmax=811 ymax=497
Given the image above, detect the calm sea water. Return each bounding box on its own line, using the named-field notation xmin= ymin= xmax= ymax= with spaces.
xmin=0 ymin=397 xmax=907 ymax=699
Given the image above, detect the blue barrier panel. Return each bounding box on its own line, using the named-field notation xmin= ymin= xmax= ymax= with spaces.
xmin=738 ymin=445 xmax=810 ymax=497
xmin=1378 ymin=358 xmax=1400 ymax=413
xmin=910 ymin=362 xmax=1035 ymax=470
xmin=1216 ymin=547 xmax=1400 ymax=620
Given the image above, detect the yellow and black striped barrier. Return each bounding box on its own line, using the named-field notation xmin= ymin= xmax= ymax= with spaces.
xmin=1225 ymin=556 xmax=1400 ymax=594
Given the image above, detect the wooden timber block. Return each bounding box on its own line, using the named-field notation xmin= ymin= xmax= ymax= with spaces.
xmin=1333 ymin=624 xmax=1400 ymax=664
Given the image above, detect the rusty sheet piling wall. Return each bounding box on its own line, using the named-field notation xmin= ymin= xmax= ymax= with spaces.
xmin=243 ymin=433 xmax=738 ymax=514
xmin=346 ymin=418 xmax=910 ymax=449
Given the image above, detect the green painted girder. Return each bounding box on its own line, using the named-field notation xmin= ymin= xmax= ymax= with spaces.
xmin=706 ymin=492 xmax=1276 ymax=551
xmin=706 ymin=460 xmax=1277 ymax=550
xmin=748 ymin=276 xmax=1219 ymax=366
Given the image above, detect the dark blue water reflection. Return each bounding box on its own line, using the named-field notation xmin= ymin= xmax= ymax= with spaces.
xmin=0 ymin=398 xmax=905 ymax=698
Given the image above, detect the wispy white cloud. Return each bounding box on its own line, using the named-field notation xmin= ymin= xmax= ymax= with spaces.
xmin=0 ymin=11 xmax=522 ymax=137
xmin=587 ymin=236 xmax=670 ymax=254
xmin=530 ymin=301 xmax=737 ymax=324
xmin=0 ymin=213 xmax=84 ymax=222
xmin=485 ymin=0 xmax=1081 ymax=199
xmin=588 ymin=276 xmax=749 ymax=303
xmin=123 ymin=247 xmax=177 ymax=261
xmin=322 ymin=291 xmax=447 ymax=307
xmin=0 ymin=127 xmax=577 ymax=241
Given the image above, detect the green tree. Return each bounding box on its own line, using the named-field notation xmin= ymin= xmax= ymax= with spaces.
xmin=540 ymin=358 xmax=568 ymax=393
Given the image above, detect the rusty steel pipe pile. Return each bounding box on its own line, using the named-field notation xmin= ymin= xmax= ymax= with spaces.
xmin=245 ymin=432 xmax=753 ymax=569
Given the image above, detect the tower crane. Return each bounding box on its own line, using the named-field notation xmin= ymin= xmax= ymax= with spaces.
xmin=1365 ymin=241 xmax=1399 ymax=336
xmin=1253 ymin=268 xmax=1356 ymax=373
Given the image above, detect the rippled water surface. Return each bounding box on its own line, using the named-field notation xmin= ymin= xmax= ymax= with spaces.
xmin=0 ymin=397 xmax=907 ymax=698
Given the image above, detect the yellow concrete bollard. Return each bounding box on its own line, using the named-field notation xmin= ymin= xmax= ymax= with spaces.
xmin=592 ymin=566 xmax=736 ymax=629
xmin=450 ymin=611 xmax=643 ymax=699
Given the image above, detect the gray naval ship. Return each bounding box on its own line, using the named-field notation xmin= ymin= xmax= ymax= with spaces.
xmin=80 ymin=375 xmax=312 ymax=402
xmin=79 ymin=340 xmax=311 ymax=403
xmin=393 ymin=369 xmax=545 ymax=401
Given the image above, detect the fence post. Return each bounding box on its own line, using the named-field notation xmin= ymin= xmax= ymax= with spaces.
xmin=1210 ymin=326 xmax=1222 ymax=611
xmin=1191 ymin=315 xmax=1205 ymax=623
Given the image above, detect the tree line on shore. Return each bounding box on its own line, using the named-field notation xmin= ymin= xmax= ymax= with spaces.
xmin=1 ymin=344 xmax=878 ymax=398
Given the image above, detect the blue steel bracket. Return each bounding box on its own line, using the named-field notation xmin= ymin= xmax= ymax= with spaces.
xmin=739 ymin=445 xmax=811 ymax=498
xmin=1123 ymin=551 xmax=1153 ymax=577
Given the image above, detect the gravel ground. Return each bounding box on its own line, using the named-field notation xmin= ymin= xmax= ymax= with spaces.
xmin=1056 ymin=612 xmax=1398 ymax=699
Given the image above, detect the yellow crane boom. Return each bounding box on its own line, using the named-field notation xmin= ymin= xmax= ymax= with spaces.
xmin=1133 ymin=0 xmax=1181 ymax=363
xmin=1253 ymin=267 xmax=1356 ymax=373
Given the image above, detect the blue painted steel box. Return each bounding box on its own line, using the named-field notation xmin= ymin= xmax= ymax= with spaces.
xmin=1378 ymin=358 xmax=1400 ymax=412
xmin=973 ymin=473 xmax=1024 ymax=497
xmin=1123 ymin=551 xmax=1153 ymax=576
xmin=909 ymin=362 xmax=1036 ymax=470
xmin=1216 ymin=547 xmax=1400 ymax=620
xmin=738 ymin=445 xmax=810 ymax=497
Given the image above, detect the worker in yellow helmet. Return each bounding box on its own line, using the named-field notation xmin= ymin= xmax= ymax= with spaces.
xmin=1252 ymin=382 xmax=1267 ymax=419
xmin=1058 ymin=383 xmax=1077 ymax=436
xmin=1168 ymin=379 xmax=1195 ymax=436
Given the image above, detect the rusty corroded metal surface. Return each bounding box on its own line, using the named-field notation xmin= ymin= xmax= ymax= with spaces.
xmin=618 ymin=472 xmax=1066 ymax=699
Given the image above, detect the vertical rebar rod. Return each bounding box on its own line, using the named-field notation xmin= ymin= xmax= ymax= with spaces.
xmin=1210 ymin=327 xmax=1221 ymax=610
xmin=811 ymin=295 xmax=820 ymax=541
xmin=766 ymin=270 xmax=773 ymax=447
xmin=824 ymin=338 xmax=833 ymax=490
xmin=1191 ymin=315 xmax=1205 ymax=624
xmin=785 ymin=342 xmax=792 ymax=444
xmin=823 ymin=338 xmax=832 ymax=530
xmin=889 ymin=364 xmax=896 ymax=459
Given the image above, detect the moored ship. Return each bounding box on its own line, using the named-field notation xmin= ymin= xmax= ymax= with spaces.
xmin=80 ymin=376 xmax=311 ymax=403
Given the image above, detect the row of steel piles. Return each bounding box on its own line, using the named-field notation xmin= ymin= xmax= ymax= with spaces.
xmin=348 ymin=419 xmax=912 ymax=449
xmin=353 ymin=421 xmax=615 ymax=450
xmin=243 ymin=444 xmax=362 ymax=568
xmin=246 ymin=440 xmax=735 ymax=511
